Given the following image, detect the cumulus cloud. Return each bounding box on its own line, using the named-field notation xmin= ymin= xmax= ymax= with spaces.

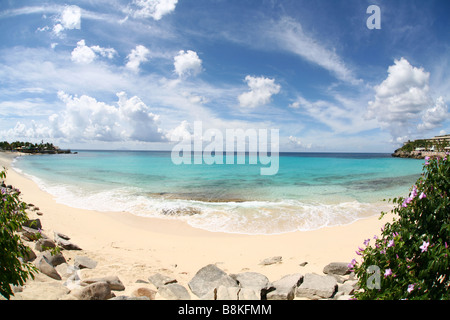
xmin=173 ymin=50 xmax=203 ymax=78
xmin=71 ymin=40 xmax=117 ymax=64
xmin=238 ymin=75 xmax=281 ymax=108
xmin=128 ymin=0 xmax=178 ymax=20
xmin=5 ymin=92 xmax=166 ymax=143
xmin=53 ymin=5 xmax=81 ymax=36
xmin=418 ymin=96 xmax=448 ymax=131
xmin=125 ymin=45 xmax=150 ymax=72
xmin=367 ymin=58 xmax=447 ymax=142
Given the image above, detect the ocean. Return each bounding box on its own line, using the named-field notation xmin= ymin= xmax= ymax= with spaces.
xmin=13 ymin=151 xmax=424 ymax=235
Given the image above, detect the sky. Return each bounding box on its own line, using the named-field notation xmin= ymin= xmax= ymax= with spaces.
xmin=0 ymin=0 xmax=449 ymax=152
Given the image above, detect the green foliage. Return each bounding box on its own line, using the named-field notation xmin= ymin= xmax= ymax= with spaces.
xmin=0 ymin=140 xmax=57 ymax=152
xmin=352 ymin=154 xmax=450 ymax=300
xmin=0 ymin=169 xmax=37 ymax=299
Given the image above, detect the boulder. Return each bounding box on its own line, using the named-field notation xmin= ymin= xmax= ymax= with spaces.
xmin=34 ymin=238 xmax=56 ymax=252
xmin=158 ymin=283 xmax=190 ymax=300
xmin=22 ymin=219 xmax=42 ymax=230
xmin=21 ymin=247 xmax=37 ymax=262
xmin=259 ymin=256 xmax=282 ymax=266
xmin=71 ymin=282 xmax=113 ymax=300
xmin=188 ymin=264 xmax=238 ymax=298
xmin=74 ymin=256 xmax=97 ymax=269
xmin=323 ymin=262 xmax=351 ymax=276
xmin=80 ymin=276 xmax=125 ymax=291
xmin=216 ymin=286 xmax=239 ymax=300
xmin=238 ymin=288 xmax=261 ymax=300
xmin=232 ymin=272 xmax=270 ymax=291
xmin=54 ymin=233 xmax=82 ymax=250
xmin=266 ymin=273 xmax=303 ymax=300
xmin=20 ymin=226 xmax=43 ymax=241
xmin=296 ymin=273 xmax=337 ymax=299
xmin=131 ymin=287 xmax=157 ymax=300
xmin=35 ymin=255 xmax=61 ymax=280
xmin=148 ymin=273 xmax=177 ymax=288
xmin=40 ymin=252 xmax=66 ymax=267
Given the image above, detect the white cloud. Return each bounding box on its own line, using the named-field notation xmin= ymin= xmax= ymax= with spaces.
xmin=173 ymin=50 xmax=203 ymax=78
xmin=288 ymin=136 xmax=312 ymax=149
xmin=125 ymin=45 xmax=150 ymax=72
xmin=128 ymin=0 xmax=178 ymax=20
xmin=367 ymin=58 xmax=447 ymax=142
xmin=166 ymin=120 xmax=193 ymax=142
xmin=418 ymin=96 xmax=448 ymax=131
xmin=53 ymin=5 xmax=81 ymax=36
xmin=5 ymin=92 xmax=166 ymax=143
xmin=264 ymin=17 xmax=359 ymax=84
xmin=238 ymin=76 xmax=281 ymax=108
xmin=71 ymin=40 xmax=117 ymax=64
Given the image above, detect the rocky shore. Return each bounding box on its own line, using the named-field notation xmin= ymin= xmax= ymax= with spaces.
xmin=4 ymin=184 xmax=360 ymax=300
xmin=391 ymin=149 xmax=446 ymax=159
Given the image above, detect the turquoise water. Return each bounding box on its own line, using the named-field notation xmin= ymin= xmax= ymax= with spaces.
xmin=13 ymin=151 xmax=424 ymax=234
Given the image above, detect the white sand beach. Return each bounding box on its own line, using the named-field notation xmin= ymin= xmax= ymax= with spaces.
xmin=0 ymin=152 xmax=395 ymax=300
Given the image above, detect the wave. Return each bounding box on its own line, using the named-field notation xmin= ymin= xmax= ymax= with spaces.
xmin=12 ymin=165 xmax=392 ymax=235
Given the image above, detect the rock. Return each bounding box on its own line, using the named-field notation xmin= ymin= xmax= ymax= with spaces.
xmin=21 ymin=247 xmax=37 ymax=262
xmin=74 ymin=256 xmax=97 ymax=269
xmin=80 ymin=276 xmax=125 ymax=291
xmin=54 ymin=233 xmax=82 ymax=250
xmin=323 ymin=262 xmax=351 ymax=276
xmin=296 ymin=273 xmax=337 ymax=300
xmin=22 ymin=219 xmax=42 ymax=230
xmin=266 ymin=273 xmax=303 ymax=300
xmin=216 ymin=285 xmax=239 ymax=300
xmin=40 ymin=252 xmax=66 ymax=267
xmin=188 ymin=264 xmax=239 ymax=298
xmin=238 ymin=288 xmax=261 ymax=300
xmin=148 ymin=273 xmax=177 ymax=288
xmin=232 ymin=272 xmax=271 ymax=291
xmin=71 ymin=282 xmax=113 ymax=300
xmin=20 ymin=226 xmax=43 ymax=241
xmin=131 ymin=287 xmax=157 ymax=300
xmin=54 ymin=231 xmax=70 ymax=240
xmin=299 ymin=262 xmax=308 ymax=267
xmin=259 ymin=256 xmax=282 ymax=266
xmin=35 ymin=255 xmax=61 ymax=280
xmin=337 ymin=283 xmax=355 ymax=296
xmin=34 ymin=238 xmax=56 ymax=252
xmin=158 ymin=283 xmax=191 ymax=300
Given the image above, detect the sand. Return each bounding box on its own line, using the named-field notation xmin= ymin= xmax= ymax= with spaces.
xmin=0 ymin=152 xmax=395 ymax=300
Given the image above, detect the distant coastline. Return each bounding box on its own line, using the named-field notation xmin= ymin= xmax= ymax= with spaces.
xmin=0 ymin=141 xmax=74 ymax=155
xmin=392 ymin=134 xmax=449 ymax=159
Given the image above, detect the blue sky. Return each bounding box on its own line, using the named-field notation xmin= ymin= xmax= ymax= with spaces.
xmin=0 ymin=0 xmax=449 ymax=152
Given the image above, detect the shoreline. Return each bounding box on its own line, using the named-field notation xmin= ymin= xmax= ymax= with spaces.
xmin=0 ymin=151 xmax=396 ymax=300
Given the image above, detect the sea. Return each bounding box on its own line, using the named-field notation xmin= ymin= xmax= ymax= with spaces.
xmin=12 ymin=151 xmax=425 ymax=235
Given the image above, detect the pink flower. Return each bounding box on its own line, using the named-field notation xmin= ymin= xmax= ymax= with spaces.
xmin=387 ymin=239 xmax=394 ymax=248
xmin=407 ymin=284 xmax=415 ymax=293
xmin=348 ymin=259 xmax=357 ymax=269
xmin=419 ymin=192 xmax=426 ymax=199
xmin=384 ymin=268 xmax=392 ymax=277
xmin=425 ymin=156 xmax=430 ymax=160
xmin=419 ymin=241 xmax=429 ymax=253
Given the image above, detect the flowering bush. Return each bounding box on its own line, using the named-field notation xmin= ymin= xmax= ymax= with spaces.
xmin=352 ymin=154 xmax=449 ymax=300
xmin=0 ymin=169 xmax=37 ymax=299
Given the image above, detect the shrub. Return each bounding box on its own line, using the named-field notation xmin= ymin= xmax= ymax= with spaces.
xmin=351 ymin=154 xmax=450 ymax=300
xmin=0 ymin=169 xmax=37 ymax=299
